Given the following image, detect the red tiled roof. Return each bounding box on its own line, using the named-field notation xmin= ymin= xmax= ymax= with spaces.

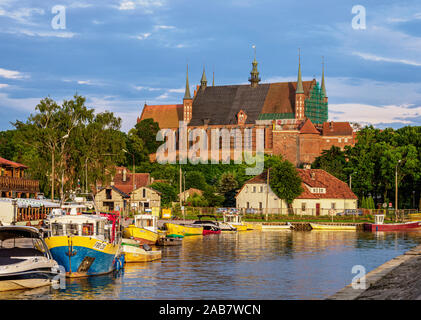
xmin=299 ymin=118 xmax=320 ymax=134
xmin=113 ymin=167 xmax=150 ymax=194
xmin=239 ymin=168 xmax=357 ymax=200
xmin=322 ymin=122 xmax=353 ymax=136
xmin=0 ymin=157 xmax=27 ymax=168
xmin=139 ymin=104 xmax=183 ymax=129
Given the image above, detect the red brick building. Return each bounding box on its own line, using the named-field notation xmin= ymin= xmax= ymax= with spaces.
xmin=138 ymin=55 xmax=355 ymax=167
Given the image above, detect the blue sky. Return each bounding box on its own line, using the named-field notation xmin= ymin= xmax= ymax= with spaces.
xmin=0 ymin=0 xmax=421 ymax=132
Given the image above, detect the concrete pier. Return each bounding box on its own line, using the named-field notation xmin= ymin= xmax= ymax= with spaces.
xmin=328 ymin=244 xmax=421 ymax=300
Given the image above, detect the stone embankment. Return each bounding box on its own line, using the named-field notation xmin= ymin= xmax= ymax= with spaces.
xmin=328 ymin=244 xmax=421 ymax=300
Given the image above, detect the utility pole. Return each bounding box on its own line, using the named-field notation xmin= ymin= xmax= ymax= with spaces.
xmin=395 ymin=159 xmax=401 ymax=221
xmin=265 ymin=169 xmax=269 ymax=221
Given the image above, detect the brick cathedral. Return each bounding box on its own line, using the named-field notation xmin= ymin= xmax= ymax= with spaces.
xmin=138 ymin=53 xmax=355 ymax=167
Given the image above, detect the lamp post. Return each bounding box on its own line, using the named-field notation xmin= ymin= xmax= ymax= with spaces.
xmin=123 ymin=149 xmax=135 ymax=216
xmin=395 ymin=159 xmax=401 ymax=221
xmin=349 ymin=172 xmax=356 ymax=190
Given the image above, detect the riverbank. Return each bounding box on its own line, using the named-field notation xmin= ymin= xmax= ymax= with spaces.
xmin=328 ymin=243 xmax=421 ymax=300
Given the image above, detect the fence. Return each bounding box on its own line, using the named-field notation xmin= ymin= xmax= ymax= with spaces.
xmin=16 ymin=206 xmax=54 ymax=222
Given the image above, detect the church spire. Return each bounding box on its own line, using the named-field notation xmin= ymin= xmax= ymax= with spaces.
xmin=321 ymin=57 xmax=327 ymax=97
xmin=296 ymin=49 xmax=304 ymax=94
xmin=184 ymin=64 xmax=191 ymax=100
xmin=248 ymin=45 xmax=261 ymax=87
xmin=200 ymin=66 xmax=207 ymax=90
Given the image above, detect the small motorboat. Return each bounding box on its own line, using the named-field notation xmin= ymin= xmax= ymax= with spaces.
xmin=156 ymin=236 xmax=183 ymax=246
xmin=192 ymin=215 xmax=222 ymax=235
xmin=164 ymin=223 xmax=203 ymax=237
xmin=310 ymin=223 xmax=357 ymax=231
xmin=223 ymin=213 xmax=248 ymax=231
xmin=0 ymin=226 xmax=59 ymax=292
xmin=123 ymin=214 xmax=159 ymax=245
xmin=261 ymin=222 xmax=292 ymax=231
xmin=364 ymin=214 xmax=421 ymax=232
xmin=121 ymin=239 xmax=161 ymax=263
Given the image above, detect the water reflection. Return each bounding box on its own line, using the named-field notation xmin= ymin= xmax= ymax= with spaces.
xmin=2 ymin=230 xmax=421 ymax=300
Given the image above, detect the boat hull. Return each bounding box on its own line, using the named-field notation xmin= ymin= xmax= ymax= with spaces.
xmin=310 ymin=223 xmax=356 ymax=231
xmin=0 ymin=278 xmax=54 ymax=292
xmin=165 ymin=223 xmax=203 ymax=237
xmin=121 ymin=244 xmax=161 ymax=263
xmin=45 ymin=236 xmax=119 ymax=278
xmin=229 ymin=223 xmax=248 ymax=232
xmin=203 ymin=229 xmax=221 ymax=235
xmin=123 ymin=225 xmax=159 ymax=245
xmin=261 ymin=224 xmax=291 ymax=231
xmin=156 ymin=237 xmax=183 ymax=246
xmin=364 ymin=221 xmax=421 ymax=231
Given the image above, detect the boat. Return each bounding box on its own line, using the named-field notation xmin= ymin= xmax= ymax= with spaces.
xmin=408 ymin=213 xmax=421 ymax=221
xmin=244 ymin=222 xmax=262 ymax=231
xmin=223 ymin=213 xmax=248 ymax=231
xmin=0 ymin=226 xmax=59 ymax=292
xmin=261 ymin=222 xmax=292 ymax=230
xmin=164 ymin=223 xmax=203 ymax=237
xmin=156 ymin=236 xmax=183 ymax=246
xmin=363 ymin=214 xmax=421 ymax=232
xmin=192 ymin=215 xmax=222 ymax=235
xmin=310 ymin=223 xmax=357 ymax=231
xmin=44 ymin=211 xmax=121 ymax=278
xmin=123 ymin=214 xmax=159 ymax=245
xmin=121 ymin=239 xmax=161 ymax=263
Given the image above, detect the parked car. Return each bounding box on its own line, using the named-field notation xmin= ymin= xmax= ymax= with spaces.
xmin=216 ymin=208 xmax=227 ymax=214
xmin=245 ymin=208 xmax=257 ymax=214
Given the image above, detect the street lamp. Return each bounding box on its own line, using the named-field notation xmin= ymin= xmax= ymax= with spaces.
xmin=395 ymin=159 xmax=402 ymax=221
xmin=349 ymin=172 xmax=356 ymax=190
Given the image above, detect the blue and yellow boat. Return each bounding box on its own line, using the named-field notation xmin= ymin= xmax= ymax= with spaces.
xmin=45 ymin=212 xmax=121 ymax=278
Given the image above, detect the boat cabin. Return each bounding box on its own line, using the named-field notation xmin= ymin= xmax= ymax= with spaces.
xmin=48 ymin=215 xmax=113 ymax=242
xmin=223 ymin=213 xmax=243 ymax=224
xmin=134 ymin=214 xmax=157 ymax=233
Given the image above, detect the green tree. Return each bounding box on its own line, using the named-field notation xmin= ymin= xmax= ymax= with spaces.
xmin=269 ymin=159 xmax=303 ymax=208
xmin=149 ymin=182 xmax=178 ymax=206
xmin=185 ymin=171 xmax=207 ymax=191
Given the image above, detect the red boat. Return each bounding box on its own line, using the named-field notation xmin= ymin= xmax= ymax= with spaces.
xmin=364 ymin=221 xmax=421 ymax=231
xmin=192 ymin=215 xmax=222 ymax=235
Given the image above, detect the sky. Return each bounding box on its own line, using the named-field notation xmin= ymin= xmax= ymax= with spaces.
xmin=0 ymin=0 xmax=421 ymax=132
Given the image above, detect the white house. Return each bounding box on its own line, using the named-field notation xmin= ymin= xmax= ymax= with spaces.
xmin=236 ymin=168 xmax=358 ymax=216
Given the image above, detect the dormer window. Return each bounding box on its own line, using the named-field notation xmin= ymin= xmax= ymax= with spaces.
xmin=237 ymin=110 xmax=247 ymax=125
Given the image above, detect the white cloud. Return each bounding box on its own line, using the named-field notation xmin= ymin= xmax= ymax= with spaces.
xmin=329 ymin=103 xmax=421 ymax=126
xmin=352 ymin=52 xmax=421 ymax=67
xmin=117 ymin=0 xmax=164 ymax=12
xmin=77 ymin=80 xmax=93 ymax=85
xmin=168 ymin=88 xmax=184 ymax=93
xmin=135 ymin=32 xmax=151 ymax=40
xmin=0 ymin=84 xmax=9 ymax=88
xmin=154 ymin=25 xmax=175 ymax=30
xmin=0 ymin=67 xmax=26 ymax=79
xmin=0 ymin=92 xmax=41 ymax=113
xmin=133 ymin=85 xmax=161 ymax=91
xmin=0 ymin=7 xmax=44 ymax=25
xmin=4 ymin=28 xmax=77 ymax=38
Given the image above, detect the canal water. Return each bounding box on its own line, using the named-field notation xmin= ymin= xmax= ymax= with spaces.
xmin=3 ymin=230 xmax=421 ymax=300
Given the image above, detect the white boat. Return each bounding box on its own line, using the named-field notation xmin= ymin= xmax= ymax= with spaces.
xmin=261 ymin=222 xmax=292 ymax=230
xmin=223 ymin=213 xmax=248 ymax=231
xmin=0 ymin=226 xmax=59 ymax=292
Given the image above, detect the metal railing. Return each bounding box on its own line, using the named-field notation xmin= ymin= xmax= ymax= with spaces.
xmin=0 ymin=176 xmax=39 ymax=193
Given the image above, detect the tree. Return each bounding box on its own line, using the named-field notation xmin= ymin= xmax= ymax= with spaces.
xmin=269 ymin=160 xmax=303 ymax=208
xmin=185 ymin=171 xmax=207 ymax=191
xmin=132 ymin=118 xmax=160 ymax=154
xmin=312 ymin=146 xmax=347 ymax=182
xmin=149 ymin=182 xmax=178 ymax=207
xmin=218 ymin=172 xmax=238 ymax=207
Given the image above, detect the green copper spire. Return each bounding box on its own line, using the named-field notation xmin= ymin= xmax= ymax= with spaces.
xmin=184 ymin=64 xmax=191 ymax=100
xmin=321 ymin=57 xmax=327 ymax=97
xmin=296 ymin=49 xmax=304 ymax=94
xmin=200 ymin=66 xmax=207 ymax=88
xmin=249 ymin=45 xmax=261 ymax=87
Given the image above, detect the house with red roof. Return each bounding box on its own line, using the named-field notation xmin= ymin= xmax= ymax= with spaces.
xmin=94 ymin=166 xmax=161 ymax=212
xmin=235 ymin=168 xmax=358 ymax=215
xmin=0 ymin=156 xmax=39 ymax=198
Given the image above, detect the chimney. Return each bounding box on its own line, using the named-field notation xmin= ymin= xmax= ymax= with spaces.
xmin=303 ymin=163 xmax=311 ymax=170
xmin=123 ymin=169 xmax=127 ymax=182
xmin=310 ymin=171 xmax=316 ymax=180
